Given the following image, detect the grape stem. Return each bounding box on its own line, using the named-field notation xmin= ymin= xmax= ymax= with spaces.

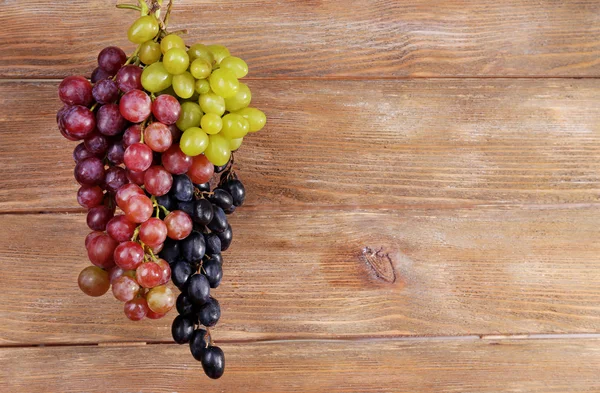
xmin=116 ymin=4 xmax=141 ymax=11
xmin=131 ymin=226 xmax=140 ymax=242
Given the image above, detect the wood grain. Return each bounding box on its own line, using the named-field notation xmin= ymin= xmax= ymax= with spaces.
xmin=2 ymin=338 xmax=600 ymax=392
xmin=1 ymin=207 xmax=599 ymax=345
xmin=2 ymin=1 xmax=600 ymax=78
xmin=2 ymin=79 xmax=600 ymax=212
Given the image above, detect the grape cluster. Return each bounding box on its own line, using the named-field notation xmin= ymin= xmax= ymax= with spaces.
xmin=56 ymin=3 xmax=265 ymax=379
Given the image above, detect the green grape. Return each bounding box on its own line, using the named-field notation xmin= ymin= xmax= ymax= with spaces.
xmin=195 ymin=79 xmax=211 ymax=95
xmin=180 ymin=127 xmax=209 ymax=156
xmin=199 ymin=92 xmax=225 ymax=116
xmin=220 ymin=113 xmax=250 ymax=139
xmin=204 ymin=134 xmax=231 ymax=166
xmin=190 ymin=59 xmax=212 ymax=79
xmin=235 ymin=107 xmax=267 ymax=132
xmin=208 ymin=45 xmax=231 ymax=66
xmin=172 ymin=71 xmax=195 ymax=99
xmin=188 ymin=44 xmax=214 ymax=65
xmin=128 ymin=15 xmax=159 ymax=44
xmin=229 ymin=137 xmax=243 ymax=151
xmin=176 ymin=102 xmax=203 ymax=131
xmin=200 ymin=113 xmax=223 ymax=135
xmin=139 ymin=40 xmax=162 ymax=65
xmin=141 ymin=62 xmax=173 ymax=93
xmin=163 ymin=48 xmax=190 ymax=75
xmin=209 ymin=69 xmax=239 ymax=98
xmin=220 ymin=56 xmax=248 ymax=78
xmin=225 ymin=82 xmax=251 ymax=112
xmin=161 ymin=34 xmax=186 ymax=54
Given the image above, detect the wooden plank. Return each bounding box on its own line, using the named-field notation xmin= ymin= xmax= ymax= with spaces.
xmin=1 ymin=1 xmax=600 ymax=78
xmin=1 ymin=338 xmax=600 ymax=392
xmin=1 ymin=79 xmax=600 ymax=212
xmin=1 ymin=207 xmax=599 ymax=345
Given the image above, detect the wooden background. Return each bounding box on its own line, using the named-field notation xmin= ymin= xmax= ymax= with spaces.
xmin=1 ymin=0 xmax=600 ymax=391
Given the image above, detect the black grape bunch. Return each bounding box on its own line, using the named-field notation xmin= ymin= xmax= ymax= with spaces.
xmin=56 ymin=0 xmax=266 ymax=379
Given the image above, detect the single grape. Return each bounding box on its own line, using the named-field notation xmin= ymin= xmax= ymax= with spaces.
xmin=139 ymin=40 xmax=162 ymax=64
xmin=172 ymin=315 xmax=195 ymax=344
xmin=114 ymin=241 xmax=144 ymax=270
xmin=58 ymin=76 xmax=93 ymax=107
xmin=189 ymin=328 xmax=209 ymax=360
xmin=209 ymin=68 xmax=239 ymax=98
xmin=159 ymin=238 xmax=180 ymax=264
xmin=161 ymin=34 xmax=186 ymax=53
xmin=63 ymin=105 xmax=96 ymax=139
xmin=144 ymin=165 xmax=173 ymax=196
xmin=220 ymin=113 xmax=250 ymax=139
xmin=195 ymin=79 xmax=211 ymax=95
xmin=187 ymin=274 xmax=210 ymax=305
xmin=172 ymin=260 xmax=194 ymax=289
xmin=97 ymin=46 xmax=126 ymax=75
xmin=146 ymin=285 xmax=175 ymax=314
xmin=141 ymin=62 xmax=173 ymax=93
xmin=199 ymin=92 xmax=225 ymax=116
xmin=139 ymin=217 xmax=168 ymax=247
xmin=156 ymin=193 xmax=177 ymax=212
xmin=222 ymin=179 xmax=246 ymax=207
xmin=175 ymin=102 xmax=203 ymax=131
xmin=168 ymin=124 xmax=182 ymax=142
xmin=124 ymin=297 xmax=149 ymax=321
xmin=78 ymin=266 xmax=110 ymax=297
xmin=73 ymin=143 xmax=96 ymax=162
xmin=87 ymin=234 xmax=118 ymax=269
xmin=235 ymin=107 xmax=267 ymax=132
xmin=96 ymin=103 xmax=128 ymax=136
xmin=197 ymin=297 xmax=220 ymax=327
xmin=85 ymin=231 xmax=104 ymax=249
xmin=204 ymin=233 xmax=221 ymax=256
xmin=202 ymin=258 xmax=223 ymax=288
xmin=201 ymin=345 xmax=225 ymax=379
xmin=104 ymin=166 xmax=129 ymax=193
xmin=144 ymin=122 xmax=173 ymax=152
xmin=218 ymin=224 xmax=233 ymax=251
xmin=200 ymin=113 xmax=222 ymax=135
xmin=164 ymin=210 xmax=193 ymax=240
xmin=170 ymin=175 xmax=194 ymax=202
xmin=187 ymin=155 xmax=214 ymax=184
xmin=128 ymin=15 xmax=159 ymax=44
xmin=190 ymin=58 xmax=212 ymax=79
xmin=208 ymin=189 xmax=233 ymax=211
xmin=126 ymin=169 xmax=147 ymax=186
xmin=192 ymin=199 xmax=214 ymax=226
xmin=163 ymin=48 xmax=190 ymax=75
xmin=123 ymin=124 xmax=142 ymax=148
xmin=77 ymin=185 xmax=104 ymax=209
xmin=92 ymin=79 xmax=119 ymax=104
xmin=124 ymin=194 xmax=154 ymax=223
xmin=178 ymin=200 xmax=195 ymax=217
xmin=229 ymin=137 xmax=243 ymax=151
xmin=115 ymin=183 xmax=145 ymax=209
xmin=116 ymin=65 xmax=143 ymax=93
xmin=208 ymin=44 xmax=230 ymax=65
xmin=124 ymin=142 xmax=153 ymax=172
xmin=161 ymin=144 xmax=192 ymax=175
xmin=74 ymin=157 xmax=105 ymax=186
xmin=119 ymin=89 xmax=151 ymax=123
xmin=106 ymin=215 xmax=137 ymax=242
xmin=172 ymin=71 xmax=195 ymax=99
xmin=86 ymin=205 xmax=114 ymax=231
xmin=203 ymin=134 xmax=231 ymax=166
xmin=176 ymin=292 xmax=195 ymax=315
xmin=107 ymin=142 xmax=125 ymax=165
xmin=180 ymin=127 xmax=209 ymax=157
xmin=108 ymin=266 xmax=127 ymax=284
xmin=208 ymin=206 xmax=228 ymax=233
xmin=220 ymin=56 xmax=248 ymax=78
xmin=81 ymin=133 xmax=107 ymax=158
xmin=188 ymin=44 xmax=214 ymax=65
xmin=152 ymin=94 xmax=181 ymax=125
xmin=112 ymin=275 xmax=140 ymax=302
xmin=146 ymin=309 xmax=167 ymax=319
xmin=155 ymin=258 xmax=171 ymax=285
xmin=91 ymin=67 xmax=112 ymax=82
xmin=180 ymin=231 xmax=206 ymax=262
xmin=225 ymin=82 xmax=252 ymax=112
xmin=136 ymin=261 xmax=163 ymax=288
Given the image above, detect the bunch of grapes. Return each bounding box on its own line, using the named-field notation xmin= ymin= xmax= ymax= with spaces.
xmin=56 ymin=0 xmax=266 ymax=379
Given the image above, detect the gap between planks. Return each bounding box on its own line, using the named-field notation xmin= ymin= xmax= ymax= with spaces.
xmin=2 ymin=333 xmax=600 ymax=350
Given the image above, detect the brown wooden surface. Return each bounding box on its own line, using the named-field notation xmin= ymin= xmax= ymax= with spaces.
xmin=2 ymin=1 xmax=600 ymax=78
xmin=2 ymin=338 xmax=600 ymax=392
xmin=2 ymin=79 xmax=600 ymax=212
xmin=2 ymin=0 xmax=599 ymax=391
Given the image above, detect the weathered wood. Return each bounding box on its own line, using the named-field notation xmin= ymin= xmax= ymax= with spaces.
xmin=2 ymin=338 xmax=600 ymax=392
xmin=2 ymin=1 xmax=600 ymax=78
xmin=1 ymin=79 xmax=600 ymax=212
xmin=1 ymin=207 xmax=599 ymax=345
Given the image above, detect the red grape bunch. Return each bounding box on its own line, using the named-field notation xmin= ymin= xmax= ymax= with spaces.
xmin=56 ymin=0 xmax=266 ymax=379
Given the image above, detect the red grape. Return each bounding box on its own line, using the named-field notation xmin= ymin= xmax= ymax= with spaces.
xmin=78 ymin=266 xmax=110 ymax=297
xmin=139 ymin=217 xmax=168 ymax=247
xmin=124 ymin=297 xmax=149 ymax=321
xmin=86 ymin=205 xmax=114 ymax=231
xmin=164 ymin=210 xmax=193 ymax=240
xmin=144 ymin=166 xmax=173 ymax=196
xmin=144 ymin=122 xmax=173 ymax=152
xmin=114 ymin=241 xmax=145 ymax=270
xmin=74 ymin=157 xmax=105 ymax=186
xmin=112 ymin=275 xmax=140 ymax=302
xmin=126 ymin=168 xmax=147 ymax=185
xmin=146 ymin=285 xmax=175 ymax=314
xmin=98 ymin=46 xmax=127 ymax=75
xmin=155 ymin=258 xmax=171 ymax=285
xmin=106 ymin=215 xmax=137 ymax=242
xmin=97 ymin=103 xmax=128 ymax=136
xmin=124 ymin=194 xmax=154 ymax=223
xmin=116 ymin=65 xmax=143 ymax=93
xmin=187 ymin=154 xmax=214 ymax=184
xmin=115 ymin=183 xmax=145 ymax=209
xmin=161 ymin=144 xmax=192 ymax=174
xmin=107 ymin=142 xmax=125 ymax=165
xmin=146 ymin=309 xmax=167 ymax=319
xmin=104 ymin=166 xmax=129 ymax=193
xmin=58 ymin=76 xmax=93 ymax=107
xmin=87 ymin=233 xmax=118 ymax=269
xmin=63 ymin=105 xmax=96 ymax=139
xmin=151 ymin=243 xmax=164 ymax=254
xmin=77 ymin=185 xmax=104 ymax=209
xmin=168 ymin=124 xmax=182 ymax=142
xmin=92 ymin=78 xmax=119 ymax=104
xmin=84 ymin=132 xmax=109 ymax=156
xmin=151 ymin=95 xmax=181 ymax=125
xmin=108 ymin=265 xmax=126 ymax=283
xmin=73 ymin=143 xmax=97 ymax=162
xmin=91 ymin=67 xmax=112 ymax=82
xmin=136 ymin=261 xmax=163 ymax=288
xmin=124 ymin=142 xmax=153 ymax=172
xmin=119 ymin=89 xmax=151 ymax=123
xmin=122 ymin=124 xmax=142 ymax=148
xmin=85 ymin=231 xmax=104 ymax=248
